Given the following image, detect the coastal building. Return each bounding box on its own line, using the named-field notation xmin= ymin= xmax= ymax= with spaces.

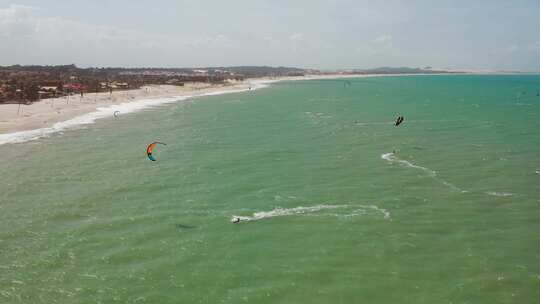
xmin=100 ymin=81 xmax=129 ymax=90
xmin=193 ymin=69 xmax=208 ymax=75
xmin=166 ymin=79 xmax=184 ymax=86
xmin=115 ymin=82 xmax=129 ymax=89
xmin=38 ymin=90 xmax=55 ymax=99
xmin=40 ymin=86 xmax=59 ymax=92
xmin=63 ymin=83 xmax=87 ymax=92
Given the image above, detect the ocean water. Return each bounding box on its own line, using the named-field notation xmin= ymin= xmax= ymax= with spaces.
xmin=1 ymin=75 xmax=540 ymax=303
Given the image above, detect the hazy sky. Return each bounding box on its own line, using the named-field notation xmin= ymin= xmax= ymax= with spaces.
xmin=1 ymin=0 xmax=539 ymax=70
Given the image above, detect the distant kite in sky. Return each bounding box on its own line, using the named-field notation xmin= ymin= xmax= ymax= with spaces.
xmin=147 ymin=142 xmax=166 ymax=161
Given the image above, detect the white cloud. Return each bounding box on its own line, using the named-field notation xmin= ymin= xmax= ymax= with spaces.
xmin=0 ymin=4 xmax=37 ymax=20
xmin=0 ymin=2 xmax=538 ymax=70
xmin=373 ymin=34 xmax=392 ymax=44
xmin=0 ymin=4 xmax=243 ymax=67
xmin=289 ymin=33 xmax=304 ymax=41
xmin=0 ymin=4 xmax=39 ymax=37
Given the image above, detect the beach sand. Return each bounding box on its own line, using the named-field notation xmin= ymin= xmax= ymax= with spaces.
xmin=0 ymin=82 xmax=251 ymax=134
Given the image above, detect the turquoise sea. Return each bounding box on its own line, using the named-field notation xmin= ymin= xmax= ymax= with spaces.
xmin=1 ymin=75 xmax=540 ymax=303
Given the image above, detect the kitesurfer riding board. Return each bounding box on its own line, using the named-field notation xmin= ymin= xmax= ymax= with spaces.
xmin=395 ymin=116 xmax=404 ymax=126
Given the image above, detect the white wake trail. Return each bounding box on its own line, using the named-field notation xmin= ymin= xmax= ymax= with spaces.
xmin=381 ymin=152 xmax=465 ymax=193
xmin=231 ymin=204 xmax=391 ymax=223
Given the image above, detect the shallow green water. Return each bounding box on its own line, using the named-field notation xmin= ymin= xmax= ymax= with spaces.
xmin=1 ymin=75 xmax=540 ymax=303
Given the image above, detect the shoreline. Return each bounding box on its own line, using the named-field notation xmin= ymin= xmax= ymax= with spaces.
xmin=0 ymin=81 xmax=257 ymax=145
xmin=0 ymin=73 xmax=461 ymax=145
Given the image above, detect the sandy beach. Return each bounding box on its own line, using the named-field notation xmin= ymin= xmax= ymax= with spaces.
xmin=0 ymin=82 xmax=252 ymax=135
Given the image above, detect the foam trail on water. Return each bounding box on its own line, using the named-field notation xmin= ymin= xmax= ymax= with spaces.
xmin=342 ymin=205 xmax=392 ymax=220
xmin=0 ymin=81 xmax=272 ymax=146
xmin=359 ymin=205 xmax=391 ymax=219
xmin=232 ymin=205 xmax=347 ymax=222
xmin=354 ymin=121 xmax=393 ymax=126
xmin=355 ymin=119 xmax=464 ymax=127
xmin=381 ymin=152 xmax=465 ymax=192
xmin=485 ymin=191 xmax=515 ymax=197
xmin=381 ymin=153 xmax=436 ymax=176
xmin=232 ymin=204 xmax=391 ymax=223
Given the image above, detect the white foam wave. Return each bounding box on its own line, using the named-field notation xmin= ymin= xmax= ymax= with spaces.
xmin=0 ymin=82 xmax=272 ymax=146
xmin=485 ymin=191 xmax=515 ymax=197
xmin=0 ymin=95 xmax=184 ymax=145
xmin=231 ymin=204 xmax=391 ymax=223
xmin=381 ymin=152 xmax=465 ymax=192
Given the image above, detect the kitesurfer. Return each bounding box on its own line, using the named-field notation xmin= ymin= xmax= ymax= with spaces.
xmin=146 ymin=142 xmax=166 ymax=161
xmin=232 ymin=217 xmax=241 ymax=224
xmin=395 ymin=116 xmax=404 ymax=126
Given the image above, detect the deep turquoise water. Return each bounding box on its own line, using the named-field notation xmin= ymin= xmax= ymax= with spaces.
xmin=1 ymin=75 xmax=540 ymax=303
